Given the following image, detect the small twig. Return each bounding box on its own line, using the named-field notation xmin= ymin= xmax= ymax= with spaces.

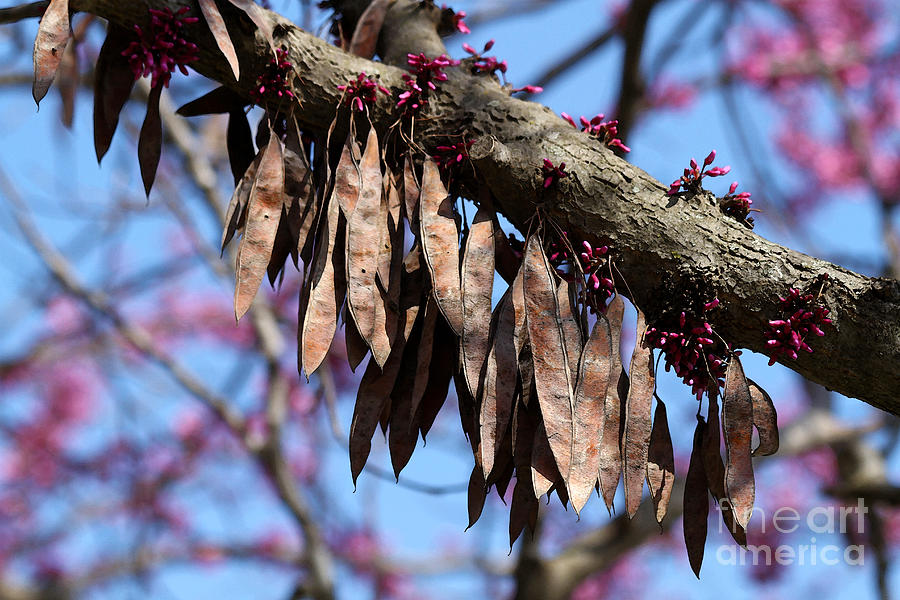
xmin=0 ymin=1 xmax=47 ymax=25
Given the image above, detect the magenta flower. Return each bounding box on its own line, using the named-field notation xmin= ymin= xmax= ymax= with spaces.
xmin=433 ymin=139 xmax=476 ymax=175
xmin=441 ymin=4 xmax=470 ymax=34
xmin=406 ymin=53 xmax=458 ymax=84
xmin=338 ymin=72 xmax=389 ymax=112
xmin=764 ymin=277 xmax=832 ymax=366
xmin=250 ymin=48 xmax=296 ymax=106
xmin=396 ymin=74 xmax=427 ymax=112
xmin=463 ymin=39 xmax=508 ymax=75
xmin=719 ymin=181 xmax=757 ymax=227
xmin=561 ymin=112 xmax=631 ymax=153
xmin=511 ymin=85 xmax=543 ymax=94
xmin=453 ymin=10 xmax=470 ymax=34
xmin=397 ymin=53 xmax=459 ymax=115
xmin=541 ymin=159 xmax=568 ymax=188
xmin=122 ymin=7 xmax=199 ymax=89
xmin=644 ymin=301 xmax=729 ymax=399
xmin=667 ymin=150 xmax=733 ymax=195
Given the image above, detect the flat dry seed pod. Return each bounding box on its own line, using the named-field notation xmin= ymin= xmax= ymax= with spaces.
xmin=523 ymin=233 xmax=575 ymax=494
xmin=467 ymin=463 xmax=488 ymax=530
xmin=684 ymin=417 xmax=709 ymax=579
xmin=137 ymin=85 xmax=163 ymax=197
xmin=266 ymin=206 xmax=296 ymax=287
xmin=416 ymin=315 xmax=454 ymax=441
xmin=531 ymin=420 xmax=559 ymax=499
xmin=198 ymin=0 xmax=240 ymax=80
xmin=455 ymin=372 xmax=480 ymax=458
xmin=646 ymin=398 xmax=675 ymax=524
xmin=703 ymin=391 xmax=747 ymax=547
xmin=492 ymin=458 xmax=515 ymax=503
xmin=493 ymin=218 xmax=521 ymax=285
xmin=723 ymin=355 xmax=755 ymax=528
xmin=557 ymin=282 xmax=584 ymax=379
xmin=176 ymin=86 xmax=247 ymax=116
xmin=344 ymin=307 xmax=370 ymax=372
xmin=599 ymin=295 xmax=626 ymax=509
xmin=518 ymin=345 xmax=535 ymax=410
xmin=419 ymin=159 xmax=463 ymax=335
xmin=376 ymin=176 xmax=403 ymax=305
xmin=485 ymin=424 xmax=514 ymax=489
xmin=388 ymin=319 xmax=425 ymax=478
xmin=371 ymin=177 xmax=403 ymax=367
xmin=300 ymin=197 xmax=346 ymax=377
xmin=569 ymin=314 xmax=612 ymax=515
xmin=32 ymin=0 xmax=70 ymax=106
xmin=234 ymin=131 xmax=284 ymax=320
xmin=401 ymin=158 xmax=420 ymax=236
xmin=348 ymin=0 xmax=390 ymax=58
xmin=623 ymin=309 xmax=654 ymax=518
xmin=748 ymin=378 xmax=779 ymax=456
xmin=349 ymin=352 xmax=403 ymax=486
xmin=512 ymin=398 xmax=535 ymax=475
xmin=56 ymin=40 xmax=76 ymax=127
xmin=551 ymin=482 xmax=569 ymax=510
xmin=479 ymin=292 xmax=517 ymax=479
xmin=378 ymin=395 xmax=392 ymax=436
xmin=370 ymin=225 xmax=394 ymax=368
xmin=283 ymin=131 xmax=317 ymax=266
xmin=511 ymin=268 xmax=528 ymax=360
xmin=409 ymin=290 xmax=437 ymax=423
xmin=509 ymin=476 xmax=538 ymax=549
xmin=346 ymin=127 xmax=383 ymax=360
xmin=333 ymin=134 xmax=362 ymax=216
xmin=93 ymin=25 xmax=136 ymax=163
xmin=460 ymin=206 xmax=495 ymax=399
xmin=228 ymin=110 xmax=256 ymax=185
xmin=222 ymin=154 xmax=260 ymax=251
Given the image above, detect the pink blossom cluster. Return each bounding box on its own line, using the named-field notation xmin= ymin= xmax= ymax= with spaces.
xmin=338 ymin=72 xmax=389 ymax=112
xmin=719 ymin=181 xmax=756 ymax=226
xmin=644 ymin=299 xmax=727 ymax=399
xmin=765 ymin=280 xmax=832 ymax=366
xmin=441 ymin=4 xmax=470 ymax=34
xmin=462 ymin=39 xmax=508 ymax=75
xmin=250 ymin=48 xmax=296 ymax=106
xmin=432 ymin=138 xmax=475 ymax=175
xmin=667 ymin=150 xmax=731 ymax=195
xmin=121 ymin=7 xmax=199 ymax=89
xmin=541 ymin=159 xmax=568 ymax=188
xmin=397 ymin=53 xmax=459 ymax=114
xmin=561 ymin=112 xmax=630 ymax=153
xmin=579 ymin=241 xmax=615 ymax=312
xmin=544 ymin=232 xmax=615 ymax=313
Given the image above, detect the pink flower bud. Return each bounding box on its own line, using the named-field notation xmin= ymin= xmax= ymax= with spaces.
xmin=703 ymin=298 xmax=720 ymax=311
xmin=704 ymin=150 xmax=716 ymax=166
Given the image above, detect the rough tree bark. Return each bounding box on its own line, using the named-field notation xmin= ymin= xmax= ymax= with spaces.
xmin=17 ymin=0 xmax=899 ymax=413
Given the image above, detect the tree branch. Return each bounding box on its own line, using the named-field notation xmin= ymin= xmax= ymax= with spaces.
xmin=0 ymin=1 xmax=47 ymax=25
xmin=35 ymin=0 xmax=900 ymax=413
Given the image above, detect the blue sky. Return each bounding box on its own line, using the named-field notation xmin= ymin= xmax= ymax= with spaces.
xmin=0 ymin=0 xmax=895 ymax=598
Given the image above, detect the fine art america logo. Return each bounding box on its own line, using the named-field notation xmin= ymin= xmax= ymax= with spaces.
xmin=715 ymin=499 xmax=867 ymax=566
